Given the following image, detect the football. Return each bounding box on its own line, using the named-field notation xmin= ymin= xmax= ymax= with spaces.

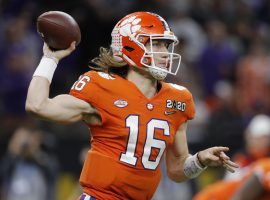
xmin=37 ymin=11 xmax=81 ymax=50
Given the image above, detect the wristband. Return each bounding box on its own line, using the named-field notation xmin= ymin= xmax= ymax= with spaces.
xmin=183 ymin=153 xmax=207 ymax=179
xmin=33 ymin=56 xmax=58 ymax=83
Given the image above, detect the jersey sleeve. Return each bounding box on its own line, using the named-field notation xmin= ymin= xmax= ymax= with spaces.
xmin=169 ymin=83 xmax=196 ymax=121
xmin=69 ymin=71 xmax=99 ymax=105
xmin=185 ymin=91 xmax=195 ymax=120
xmin=178 ymin=87 xmax=195 ymax=120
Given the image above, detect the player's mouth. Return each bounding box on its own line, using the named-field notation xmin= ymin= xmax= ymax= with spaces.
xmin=157 ymin=62 xmax=169 ymax=69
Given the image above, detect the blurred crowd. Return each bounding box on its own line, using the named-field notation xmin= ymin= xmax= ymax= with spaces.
xmin=0 ymin=0 xmax=270 ymax=199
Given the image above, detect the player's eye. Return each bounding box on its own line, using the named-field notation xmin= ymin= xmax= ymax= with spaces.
xmin=152 ymin=41 xmax=159 ymax=46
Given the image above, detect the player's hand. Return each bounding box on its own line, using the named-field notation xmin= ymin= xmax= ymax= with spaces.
xmin=43 ymin=41 xmax=76 ymax=62
xmin=198 ymin=146 xmax=239 ymax=173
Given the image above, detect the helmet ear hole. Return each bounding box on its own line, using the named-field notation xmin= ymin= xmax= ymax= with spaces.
xmin=138 ymin=35 xmax=148 ymax=44
xmin=142 ymin=57 xmax=151 ymax=65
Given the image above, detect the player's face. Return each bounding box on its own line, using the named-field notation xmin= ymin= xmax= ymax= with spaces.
xmin=145 ymin=39 xmax=170 ymax=69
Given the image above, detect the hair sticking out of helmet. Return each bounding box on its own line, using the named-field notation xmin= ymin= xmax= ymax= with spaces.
xmin=110 ymin=12 xmax=181 ymax=80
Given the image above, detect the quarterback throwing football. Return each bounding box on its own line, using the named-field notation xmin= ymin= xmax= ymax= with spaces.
xmin=26 ymin=12 xmax=238 ymax=200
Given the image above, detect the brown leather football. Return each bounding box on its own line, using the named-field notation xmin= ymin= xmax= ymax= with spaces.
xmin=37 ymin=11 xmax=81 ymax=50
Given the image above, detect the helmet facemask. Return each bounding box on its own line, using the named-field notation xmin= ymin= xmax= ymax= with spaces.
xmin=136 ymin=34 xmax=181 ymax=80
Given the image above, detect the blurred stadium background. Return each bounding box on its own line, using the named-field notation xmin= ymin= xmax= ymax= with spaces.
xmin=0 ymin=0 xmax=270 ymax=199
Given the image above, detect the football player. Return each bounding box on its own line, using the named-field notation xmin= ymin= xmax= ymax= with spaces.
xmin=26 ymin=12 xmax=238 ymax=200
xmin=194 ymin=114 xmax=270 ymax=200
xmin=193 ymin=158 xmax=270 ymax=200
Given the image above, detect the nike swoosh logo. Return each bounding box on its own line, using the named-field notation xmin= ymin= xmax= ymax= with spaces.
xmin=164 ymin=111 xmax=176 ymax=115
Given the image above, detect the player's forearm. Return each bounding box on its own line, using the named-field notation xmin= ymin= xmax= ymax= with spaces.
xmin=166 ymin=123 xmax=191 ymax=182
xmin=25 ymin=77 xmax=50 ymax=115
xmin=25 ymin=53 xmax=58 ymax=117
xmin=166 ymin=154 xmax=189 ymax=182
xmin=168 ymin=172 xmax=188 ymax=182
xmin=166 ymin=152 xmax=207 ymax=182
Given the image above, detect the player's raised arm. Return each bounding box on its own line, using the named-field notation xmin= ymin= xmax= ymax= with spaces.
xmin=25 ymin=43 xmax=96 ymax=124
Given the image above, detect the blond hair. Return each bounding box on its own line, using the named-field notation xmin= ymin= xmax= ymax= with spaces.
xmin=90 ymin=47 xmax=127 ymax=73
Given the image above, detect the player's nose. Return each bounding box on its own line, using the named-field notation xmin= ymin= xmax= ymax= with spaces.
xmin=160 ymin=53 xmax=169 ymax=61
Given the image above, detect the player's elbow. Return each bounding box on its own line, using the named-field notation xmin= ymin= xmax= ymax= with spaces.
xmin=25 ymin=99 xmax=44 ymax=115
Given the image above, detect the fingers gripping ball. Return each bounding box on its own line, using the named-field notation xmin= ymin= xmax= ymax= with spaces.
xmin=37 ymin=11 xmax=81 ymax=50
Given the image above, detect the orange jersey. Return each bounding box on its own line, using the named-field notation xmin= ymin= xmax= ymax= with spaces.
xmin=70 ymin=71 xmax=195 ymax=200
xmin=193 ymin=158 xmax=270 ymax=200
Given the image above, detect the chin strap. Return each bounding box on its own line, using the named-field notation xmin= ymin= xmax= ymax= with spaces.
xmin=148 ymin=67 xmax=167 ymax=80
